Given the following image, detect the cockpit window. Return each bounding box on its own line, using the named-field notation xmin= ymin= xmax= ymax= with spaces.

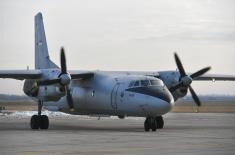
xmin=128 ymin=80 xmax=140 ymax=87
xmin=150 ymin=80 xmax=160 ymax=86
xmin=140 ymin=80 xmax=150 ymax=87
xmin=128 ymin=81 xmax=135 ymax=87
xmin=134 ymin=81 xmax=140 ymax=87
xmin=129 ymin=79 xmax=163 ymax=88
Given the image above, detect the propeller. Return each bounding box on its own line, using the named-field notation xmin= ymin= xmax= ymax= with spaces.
xmin=38 ymin=47 xmax=75 ymax=111
xmin=170 ymin=53 xmax=211 ymax=106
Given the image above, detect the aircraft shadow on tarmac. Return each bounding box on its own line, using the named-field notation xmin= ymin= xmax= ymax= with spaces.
xmin=1 ymin=121 xmax=235 ymax=132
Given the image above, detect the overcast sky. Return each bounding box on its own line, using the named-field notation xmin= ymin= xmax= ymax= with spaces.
xmin=1 ymin=0 xmax=235 ymax=95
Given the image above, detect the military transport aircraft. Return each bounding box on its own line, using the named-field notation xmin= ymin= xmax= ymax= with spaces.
xmin=1 ymin=12 xmax=235 ymax=131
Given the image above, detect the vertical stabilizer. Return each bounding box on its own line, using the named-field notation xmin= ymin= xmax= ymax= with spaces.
xmin=35 ymin=12 xmax=58 ymax=69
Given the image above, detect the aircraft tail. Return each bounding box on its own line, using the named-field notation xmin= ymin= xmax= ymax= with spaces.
xmin=34 ymin=12 xmax=58 ymax=69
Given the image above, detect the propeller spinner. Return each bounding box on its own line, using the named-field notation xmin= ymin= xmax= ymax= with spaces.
xmin=170 ymin=53 xmax=211 ymax=106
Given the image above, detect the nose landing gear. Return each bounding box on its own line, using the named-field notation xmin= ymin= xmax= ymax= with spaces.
xmin=155 ymin=116 xmax=164 ymax=129
xmin=144 ymin=116 xmax=164 ymax=132
xmin=144 ymin=117 xmax=156 ymax=131
xmin=30 ymin=100 xmax=49 ymax=129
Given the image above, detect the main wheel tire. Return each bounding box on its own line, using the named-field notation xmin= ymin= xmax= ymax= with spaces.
xmin=156 ymin=116 xmax=164 ymax=129
xmin=151 ymin=119 xmax=157 ymax=131
xmin=144 ymin=118 xmax=150 ymax=132
xmin=40 ymin=115 xmax=49 ymax=129
xmin=30 ymin=115 xmax=40 ymax=129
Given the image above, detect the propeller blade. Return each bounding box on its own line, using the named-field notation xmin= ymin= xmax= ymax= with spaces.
xmin=169 ymin=82 xmax=184 ymax=92
xmin=174 ymin=53 xmax=186 ymax=77
xmin=60 ymin=47 xmax=67 ymax=74
xmin=65 ymin=85 xmax=74 ymax=112
xmin=38 ymin=79 xmax=61 ymax=85
xmin=190 ymin=66 xmax=211 ymax=79
xmin=189 ymin=85 xmax=201 ymax=106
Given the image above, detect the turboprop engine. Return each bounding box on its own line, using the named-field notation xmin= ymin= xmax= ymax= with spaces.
xmin=23 ymin=79 xmax=65 ymax=101
xmin=158 ymin=71 xmax=188 ymax=100
xmin=169 ymin=53 xmax=211 ymax=106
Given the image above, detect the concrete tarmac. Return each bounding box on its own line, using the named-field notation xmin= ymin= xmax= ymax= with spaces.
xmin=0 ymin=112 xmax=235 ymax=155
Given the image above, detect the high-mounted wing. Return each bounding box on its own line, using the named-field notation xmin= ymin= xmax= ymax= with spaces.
xmin=0 ymin=70 xmax=42 ymax=80
xmin=0 ymin=70 xmax=94 ymax=81
xmin=193 ymin=74 xmax=235 ymax=81
xmin=69 ymin=71 xmax=94 ymax=80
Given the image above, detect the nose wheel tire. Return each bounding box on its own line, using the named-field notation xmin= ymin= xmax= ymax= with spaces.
xmin=155 ymin=116 xmax=164 ymax=129
xmin=30 ymin=115 xmax=49 ymax=129
xmin=144 ymin=117 xmax=157 ymax=132
xmin=144 ymin=118 xmax=150 ymax=131
xmin=144 ymin=116 xmax=164 ymax=131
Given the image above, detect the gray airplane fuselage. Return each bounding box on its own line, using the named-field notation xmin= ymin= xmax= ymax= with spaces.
xmin=32 ymin=70 xmax=177 ymax=117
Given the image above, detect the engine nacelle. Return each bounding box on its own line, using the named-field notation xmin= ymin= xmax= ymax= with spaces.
xmin=158 ymin=71 xmax=187 ymax=101
xmin=37 ymin=86 xmax=65 ymax=101
xmin=159 ymin=71 xmax=180 ymax=89
xmin=172 ymin=87 xmax=188 ymax=100
xmin=24 ymin=80 xmax=39 ymax=97
xmin=23 ymin=79 xmax=65 ymax=101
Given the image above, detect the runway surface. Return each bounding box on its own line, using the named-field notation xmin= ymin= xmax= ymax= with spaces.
xmin=0 ymin=112 xmax=235 ymax=155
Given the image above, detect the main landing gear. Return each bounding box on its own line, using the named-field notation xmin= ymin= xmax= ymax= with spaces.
xmin=144 ymin=116 xmax=164 ymax=132
xmin=30 ymin=100 xmax=49 ymax=129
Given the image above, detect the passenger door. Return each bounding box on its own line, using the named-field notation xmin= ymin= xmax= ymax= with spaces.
xmin=111 ymin=82 xmax=125 ymax=113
